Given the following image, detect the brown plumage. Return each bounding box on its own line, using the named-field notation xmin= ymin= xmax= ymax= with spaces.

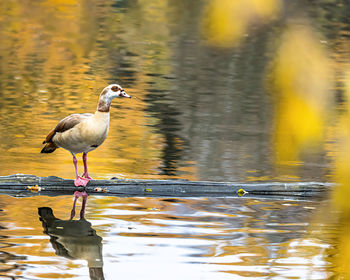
xmin=41 ymin=113 xmax=92 ymax=153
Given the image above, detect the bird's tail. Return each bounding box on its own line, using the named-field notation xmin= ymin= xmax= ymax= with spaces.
xmin=41 ymin=142 xmax=57 ymax=153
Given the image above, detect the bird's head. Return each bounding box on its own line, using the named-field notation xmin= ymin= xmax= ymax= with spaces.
xmin=97 ymin=84 xmax=131 ymax=112
xmin=102 ymin=84 xmax=131 ymax=101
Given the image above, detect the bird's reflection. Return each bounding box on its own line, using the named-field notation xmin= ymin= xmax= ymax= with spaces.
xmin=38 ymin=206 xmax=104 ymax=280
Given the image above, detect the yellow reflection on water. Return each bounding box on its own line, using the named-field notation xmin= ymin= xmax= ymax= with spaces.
xmin=4 ymin=0 xmax=350 ymax=279
xmin=0 ymin=86 xmax=171 ymax=180
xmin=0 ymin=195 xmax=338 ymax=279
xmin=201 ymin=0 xmax=281 ymax=48
xmin=268 ymin=22 xmax=332 ymax=165
xmin=0 ymin=0 xmax=195 ymax=180
xmin=332 ymin=72 xmax=350 ymax=213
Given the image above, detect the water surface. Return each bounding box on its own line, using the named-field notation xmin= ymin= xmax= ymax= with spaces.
xmin=0 ymin=195 xmax=342 ymax=279
xmin=1 ymin=0 xmax=350 ymax=279
xmin=0 ymin=0 xmax=348 ymax=182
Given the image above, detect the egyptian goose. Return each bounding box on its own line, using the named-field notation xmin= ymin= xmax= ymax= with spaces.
xmin=41 ymin=84 xmax=131 ymax=191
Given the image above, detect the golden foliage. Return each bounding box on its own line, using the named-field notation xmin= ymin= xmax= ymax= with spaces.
xmin=201 ymin=0 xmax=281 ymax=47
xmin=269 ymin=23 xmax=332 ymax=163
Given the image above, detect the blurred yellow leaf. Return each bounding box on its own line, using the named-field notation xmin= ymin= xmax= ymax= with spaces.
xmin=201 ymin=0 xmax=281 ymax=48
xmin=269 ymin=23 xmax=332 ymax=163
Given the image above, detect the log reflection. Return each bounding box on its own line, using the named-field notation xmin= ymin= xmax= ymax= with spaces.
xmin=38 ymin=207 xmax=104 ymax=280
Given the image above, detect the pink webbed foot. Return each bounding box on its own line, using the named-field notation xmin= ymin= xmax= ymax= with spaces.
xmin=74 ymin=176 xmax=90 ymax=187
xmin=82 ymin=172 xmax=93 ymax=180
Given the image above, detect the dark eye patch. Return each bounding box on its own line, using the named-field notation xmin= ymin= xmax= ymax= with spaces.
xmin=111 ymin=86 xmax=119 ymax=92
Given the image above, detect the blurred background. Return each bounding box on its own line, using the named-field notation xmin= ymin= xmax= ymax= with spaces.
xmin=0 ymin=0 xmax=348 ymax=184
xmin=3 ymin=1 xmax=350 ymax=279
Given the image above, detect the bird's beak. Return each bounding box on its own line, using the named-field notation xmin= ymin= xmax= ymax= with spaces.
xmin=120 ymin=90 xmax=131 ymax=98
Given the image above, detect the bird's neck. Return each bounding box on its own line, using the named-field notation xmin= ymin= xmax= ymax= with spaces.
xmin=93 ymin=110 xmax=110 ymax=122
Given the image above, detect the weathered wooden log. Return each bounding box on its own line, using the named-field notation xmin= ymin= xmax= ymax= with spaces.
xmin=0 ymin=174 xmax=334 ymax=199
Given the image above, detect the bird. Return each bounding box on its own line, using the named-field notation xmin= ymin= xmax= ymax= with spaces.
xmin=41 ymin=84 xmax=131 ymax=196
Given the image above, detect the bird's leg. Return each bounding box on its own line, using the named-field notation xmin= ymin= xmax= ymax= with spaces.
xmin=72 ymin=154 xmax=89 ymax=187
xmin=82 ymin=152 xmax=93 ymax=180
xmin=80 ymin=191 xmax=88 ymax=219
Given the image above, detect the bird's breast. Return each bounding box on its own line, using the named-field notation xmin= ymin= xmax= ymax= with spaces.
xmin=82 ymin=113 xmax=110 ymax=145
xmin=53 ymin=112 xmax=110 ymax=153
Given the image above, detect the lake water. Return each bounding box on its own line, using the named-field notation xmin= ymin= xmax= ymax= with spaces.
xmin=1 ymin=0 xmax=350 ymax=279
xmin=0 ymin=195 xmax=344 ymax=280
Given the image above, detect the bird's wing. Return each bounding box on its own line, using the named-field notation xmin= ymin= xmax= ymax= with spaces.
xmin=43 ymin=113 xmax=93 ymax=144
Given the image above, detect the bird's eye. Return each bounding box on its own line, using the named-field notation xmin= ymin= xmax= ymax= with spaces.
xmin=111 ymin=86 xmax=119 ymax=92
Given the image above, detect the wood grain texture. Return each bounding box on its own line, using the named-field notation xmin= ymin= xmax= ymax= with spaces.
xmin=0 ymin=174 xmax=333 ymax=199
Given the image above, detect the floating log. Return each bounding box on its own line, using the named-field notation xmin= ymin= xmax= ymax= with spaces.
xmin=0 ymin=174 xmax=334 ymax=199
